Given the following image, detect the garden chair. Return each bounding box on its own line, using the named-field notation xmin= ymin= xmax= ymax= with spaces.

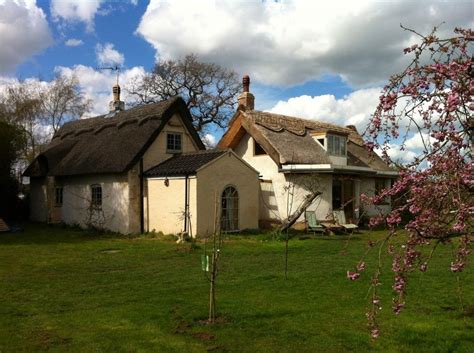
xmin=305 ymin=211 xmax=325 ymax=234
xmin=333 ymin=210 xmax=358 ymax=233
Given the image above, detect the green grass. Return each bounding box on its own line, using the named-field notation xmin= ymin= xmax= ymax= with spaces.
xmin=0 ymin=224 xmax=472 ymax=352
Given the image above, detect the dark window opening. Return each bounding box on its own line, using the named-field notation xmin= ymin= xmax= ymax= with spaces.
xmin=167 ymin=133 xmax=182 ymax=153
xmin=332 ymin=178 xmax=355 ymax=222
xmin=221 ymin=186 xmax=239 ymax=231
xmin=55 ymin=187 xmax=63 ymax=206
xmin=254 ymin=140 xmax=267 ymax=155
xmin=91 ymin=184 xmax=102 ymax=207
xmin=317 ymin=138 xmax=325 ymax=147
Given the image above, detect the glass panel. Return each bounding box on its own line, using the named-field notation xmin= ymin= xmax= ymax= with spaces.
xmin=221 ymin=186 xmax=239 ymax=231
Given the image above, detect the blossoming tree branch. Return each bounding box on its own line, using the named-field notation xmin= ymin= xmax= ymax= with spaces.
xmin=349 ymin=26 xmax=473 ymax=339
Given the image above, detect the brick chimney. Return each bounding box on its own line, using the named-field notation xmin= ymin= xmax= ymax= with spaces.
xmin=109 ymin=84 xmax=125 ymax=112
xmin=237 ymin=75 xmax=254 ymax=110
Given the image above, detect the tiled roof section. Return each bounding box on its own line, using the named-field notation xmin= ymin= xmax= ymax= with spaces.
xmin=145 ymin=149 xmax=227 ymax=177
xmin=24 ymin=97 xmax=205 ymax=177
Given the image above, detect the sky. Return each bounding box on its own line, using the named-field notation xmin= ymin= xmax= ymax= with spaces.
xmin=0 ymin=0 xmax=472 ymax=158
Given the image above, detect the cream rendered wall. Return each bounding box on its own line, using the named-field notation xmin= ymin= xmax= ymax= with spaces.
xmin=234 ymin=133 xmax=286 ymax=222
xmin=145 ymin=177 xmax=197 ymax=235
xmin=60 ymin=174 xmax=130 ymax=233
xmin=234 ymin=133 xmax=333 ymax=223
xmin=360 ymin=177 xmax=391 ymax=217
xmin=196 ymin=152 xmax=259 ymax=236
xmin=142 ymin=113 xmax=200 ymax=170
xmin=29 ymin=177 xmax=48 ymax=222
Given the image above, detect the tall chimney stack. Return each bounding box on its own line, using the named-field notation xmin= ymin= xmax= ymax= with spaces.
xmin=238 ymin=75 xmax=254 ymax=110
xmin=109 ymin=83 xmax=125 ymax=112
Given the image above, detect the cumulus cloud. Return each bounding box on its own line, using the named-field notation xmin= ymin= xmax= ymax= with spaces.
xmin=0 ymin=0 xmax=52 ymax=74
xmin=95 ymin=43 xmax=125 ymax=66
xmin=65 ymin=38 xmax=84 ymax=47
xmin=203 ymin=133 xmax=217 ymax=148
xmin=269 ymin=88 xmax=382 ymax=132
xmin=268 ymin=89 xmax=441 ymax=163
xmin=55 ymin=65 xmax=145 ymax=116
xmin=50 ymin=0 xmax=104 ymax=31
xmin=137 ymin=0 xmax=473 ymax=87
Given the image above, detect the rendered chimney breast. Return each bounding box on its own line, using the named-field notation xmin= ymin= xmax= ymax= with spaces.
xmin=109 ymin=83 xmax=125 ymax=113
xmin=238 ymin=74 xmax=255 ymax=110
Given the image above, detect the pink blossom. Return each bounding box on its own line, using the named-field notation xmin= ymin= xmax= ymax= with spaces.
xmin=357 ymin=261 xmax=366 ymax=272
xmin=346 ymin=271 xmax=360 ymax=281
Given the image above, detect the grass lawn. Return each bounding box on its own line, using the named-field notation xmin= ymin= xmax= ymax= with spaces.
xmin=0 ymin=224 xmax=472 ymax=352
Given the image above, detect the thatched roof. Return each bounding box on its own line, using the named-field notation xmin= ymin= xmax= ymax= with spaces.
xmin=145 ymin=150 xmax=227 ymax=177
xmin=24 ymin=96 xmax=205 ymax=177
xmin=219 ymin=109 xmax=393 ymax=173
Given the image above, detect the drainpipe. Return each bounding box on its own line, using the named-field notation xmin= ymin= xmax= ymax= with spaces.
xmin=140 ymin=158 xmax=144 ymax=234
xmin=184 ymin=175 xmax=189 ymax=233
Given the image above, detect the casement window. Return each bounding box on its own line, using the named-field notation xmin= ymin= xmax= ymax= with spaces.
xmin=91 ymin=184 xmax=102 ymax=207
xmin=327 ymin=134 xmax=346 ymax=156
xmin=221 ymin=186 xmax=239 ymax=231
xmin=167 ymin=133 xmax=182 ymax=153
xmin=55 ymin=187 xmax=63 ymax=206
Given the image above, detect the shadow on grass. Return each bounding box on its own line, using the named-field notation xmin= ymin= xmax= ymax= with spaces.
xmin=0 ymin=222 xmax=129 ymax=246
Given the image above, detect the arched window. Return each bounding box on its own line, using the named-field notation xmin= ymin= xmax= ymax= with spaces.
xmin=221 ymin=186 xmax=239 ymax=231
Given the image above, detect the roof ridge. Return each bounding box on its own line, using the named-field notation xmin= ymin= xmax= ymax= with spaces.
xmin=250 ymin=110 xmax=353 ymax=132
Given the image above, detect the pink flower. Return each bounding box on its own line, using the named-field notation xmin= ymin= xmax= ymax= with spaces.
xmin=393 ymin=302 xmax=405 ymax=315
xmin=357 ymin=261 xmax=366 ymax=272
xmin=450 ymin=261 xmax=464 ymax=273
xmin=346 ymin=271 xmax=360 ymax=281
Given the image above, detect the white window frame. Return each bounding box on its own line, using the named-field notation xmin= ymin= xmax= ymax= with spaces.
xmin=166 ymin=132 xmax=182 ymax=154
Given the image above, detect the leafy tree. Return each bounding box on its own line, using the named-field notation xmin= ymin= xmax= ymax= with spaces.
xmin=347 ymin=26 xmax=473 ymax=339
xmin=0 ymin=119 xmax=26 ymax=220
xmin=1 ymin=74 xmax=90 ymax=162
xmin=129 ymin=54 xmax=240 ymax=133
xmin=39 ymin=75 xmax=91 ymax=134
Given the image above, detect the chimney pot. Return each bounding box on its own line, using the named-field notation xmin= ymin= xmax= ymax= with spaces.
xmin=237 ymin=75 xmax=254 ymax=111
xmin=242 ymin=75 xmax=250 ymax=92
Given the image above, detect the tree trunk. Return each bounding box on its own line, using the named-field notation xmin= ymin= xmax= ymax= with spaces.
xmin=278 ymin=192 xmax=321 ymax=232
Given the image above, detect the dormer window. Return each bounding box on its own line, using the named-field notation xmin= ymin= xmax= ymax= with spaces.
xmin=327 ymin=134 xmax=346 ymax=156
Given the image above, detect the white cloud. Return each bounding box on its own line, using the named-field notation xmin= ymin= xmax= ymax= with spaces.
xmin=95 ymin=43 xmax=125 ymax=67
xmin=268 ymin=88 xmax=381 ymax=132
xmin=65 ymin=38 xmax=84 ymax=47
xmin=55 ymin=65 xmax=145 ymax=116
xmin=136 ymin=0 xmax=473 ymax=87
xmin=268 ymin=89 xmax=442 ymax=163
xmin=203 ymin=133 xmax=217 ymax=148
xmin=50 ymin=0 xmax=104 ymax=32
xmin=0 ymin=0 xmax=52 ymax=74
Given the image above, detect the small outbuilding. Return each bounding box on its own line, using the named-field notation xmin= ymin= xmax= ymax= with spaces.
xmin=144 ymin=149 xmax=260 ymax=236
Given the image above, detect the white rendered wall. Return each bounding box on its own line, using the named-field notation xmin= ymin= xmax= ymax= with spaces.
xmin=234 ymin=133 xmax=333 ymax=223
xmin=61 ymin=174 xmax=130 ymax=233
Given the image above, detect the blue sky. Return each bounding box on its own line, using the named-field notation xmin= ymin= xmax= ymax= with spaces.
xmin=1 ymin=0 xmax=472 ymax=154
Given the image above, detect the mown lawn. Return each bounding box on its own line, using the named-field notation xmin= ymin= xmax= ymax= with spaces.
xmin=0 ymin=224 xmax=472 ymax=352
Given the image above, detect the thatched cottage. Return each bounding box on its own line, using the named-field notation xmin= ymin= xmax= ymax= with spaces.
xmin=219 ymin=76 xmax=397 ymax=227
xmin=24 ymin=86 xmax=259 ymax=235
